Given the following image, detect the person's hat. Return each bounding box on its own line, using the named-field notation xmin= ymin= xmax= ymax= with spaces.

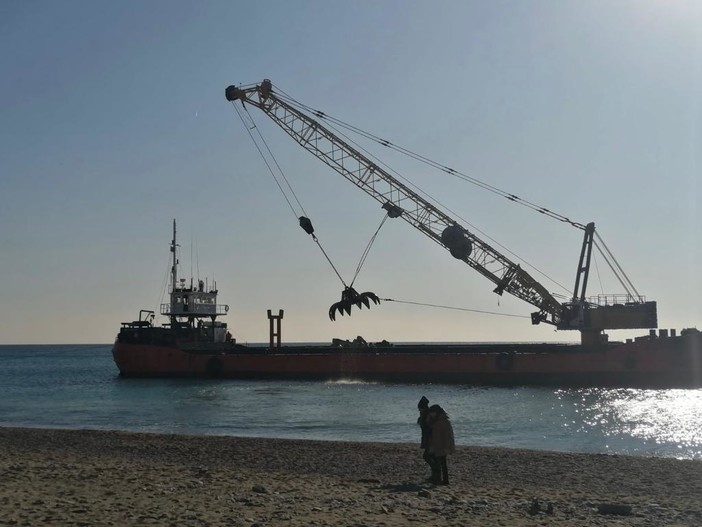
xmin=418 ymin=396 xmax=429 ymax=409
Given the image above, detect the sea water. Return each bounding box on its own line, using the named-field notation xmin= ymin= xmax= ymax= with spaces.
xmin=1 ymin=345 xmax=700 ymax=460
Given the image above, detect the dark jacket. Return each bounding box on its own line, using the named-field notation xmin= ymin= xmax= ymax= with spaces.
xmin=418 ymin=408 xmax=431 ymax=448
xmin=429 ymin=413 xmax=455 ymax=457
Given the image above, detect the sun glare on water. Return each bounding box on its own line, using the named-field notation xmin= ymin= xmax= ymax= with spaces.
xmin=571 ymin=389 xmax=702 ymax=458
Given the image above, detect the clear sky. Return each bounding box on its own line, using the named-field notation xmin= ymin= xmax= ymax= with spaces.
xmin=1 ymin=0 xmax=699 ymax=344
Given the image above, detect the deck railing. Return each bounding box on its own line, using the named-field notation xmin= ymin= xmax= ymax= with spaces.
xmin=160 ymin=303 xmax=229 ymax=316
xmin=586 ymin=294 xmax=647 ymax=306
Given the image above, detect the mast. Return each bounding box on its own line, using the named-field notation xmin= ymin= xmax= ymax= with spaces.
xmin=171 ymin=220 xmax=178 ymax=292
xmin=161 ymin=219 xmax=229 ymax=331
xmin=572 ymin=222 xmax=596 ymax=304
xmin=169 ymin=219 xmax=178 ymax=326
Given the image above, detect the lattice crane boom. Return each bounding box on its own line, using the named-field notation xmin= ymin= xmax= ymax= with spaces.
xmin=226 ymin=79 xmax=658 ymax=337
xmin=226 ymin=80 xmax=563 ymax=325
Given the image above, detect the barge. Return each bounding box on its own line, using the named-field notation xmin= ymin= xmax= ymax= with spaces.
xmin=112 ymin=221 xmax=701 ymax=388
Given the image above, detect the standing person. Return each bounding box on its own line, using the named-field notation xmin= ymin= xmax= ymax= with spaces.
xmin=417 ymin=396 xmax=432 ymax=477
xmin=427 ymin=404 xmax=455 ymax=485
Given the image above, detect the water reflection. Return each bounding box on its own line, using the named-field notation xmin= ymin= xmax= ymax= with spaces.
xmin=556 ymin=389 xmax=702 ymax=459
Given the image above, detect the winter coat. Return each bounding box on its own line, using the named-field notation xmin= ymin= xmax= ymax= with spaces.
xmin=417 ymin=408 xmax=431 ymax=449
xmin=429 ymin=414 xmax=455 ymax=457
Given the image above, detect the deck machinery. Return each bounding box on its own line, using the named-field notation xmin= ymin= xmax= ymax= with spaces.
xmin=225 ymin=80 xmax=657 ymax=347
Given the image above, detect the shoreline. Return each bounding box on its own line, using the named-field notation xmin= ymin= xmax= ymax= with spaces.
xmin=2 ymin=426 xmax=701 ymax=526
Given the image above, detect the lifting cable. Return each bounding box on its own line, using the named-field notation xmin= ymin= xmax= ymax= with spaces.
xmin=381 ymin=298 xmax=530 ymax=319
xmin=312 ymin=235 xmax=347 ymax=287
xmin=593 ymin=251 xmax=605 ymax=297
xmin=231 ymin=101 xmax=347 ymax=286
xmin=238 ymin=85 xmax=640 ymax=305
xmin=273 ymin=85 xmax=586 ymax=231
xmin=350 ymin=213 xmax=389 ymax=287
xmin=273 ymin=84 xmax=645 ymax=304
xmin=231 ymin=100 xmax=389 ymax=290
xmin=593 ymin=233 xmax=641 ymax=299
xmin=232 ymin=103 xmax=300 ymax=218
xmin=233 ymin=94 xmax=573 ymax=318
xmin=276 ymin=87 xmax=579 ymax=298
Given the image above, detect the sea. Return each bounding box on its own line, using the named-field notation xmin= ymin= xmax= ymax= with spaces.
xmin=1 ymin=344 xmax=701 ymax=460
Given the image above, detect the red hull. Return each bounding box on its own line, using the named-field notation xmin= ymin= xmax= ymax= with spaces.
xmin=112 ymin=331 xmax=702 ymax=387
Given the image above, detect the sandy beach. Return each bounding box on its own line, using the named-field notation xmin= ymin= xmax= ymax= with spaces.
xmin=1 ymin=427 xmax=701 ymax=526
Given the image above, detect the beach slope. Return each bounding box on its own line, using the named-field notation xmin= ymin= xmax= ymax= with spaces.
xmin=1 ymin=427 xmax=701 ymax=526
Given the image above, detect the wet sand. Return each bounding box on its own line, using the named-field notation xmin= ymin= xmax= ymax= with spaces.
xmin=1 ymin=427 xmax=701 ymax=526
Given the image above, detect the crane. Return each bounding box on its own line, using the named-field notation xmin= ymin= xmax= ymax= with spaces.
xmin=226 ymin=79 xmax=657 ymax=346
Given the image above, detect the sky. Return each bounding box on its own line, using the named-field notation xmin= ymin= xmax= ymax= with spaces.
xmin=1 ymin=0 xmax=699 ymax=345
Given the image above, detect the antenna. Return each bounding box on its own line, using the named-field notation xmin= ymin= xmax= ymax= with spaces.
xmin=196 ymin=238 xmax=200 ymax=283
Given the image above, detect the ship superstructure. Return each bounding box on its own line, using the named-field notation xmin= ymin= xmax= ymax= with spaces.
xmin=162 ymin=220 xmax=230 ymax=342
xmin=116 ymin=221 xmax=233 ymax=357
